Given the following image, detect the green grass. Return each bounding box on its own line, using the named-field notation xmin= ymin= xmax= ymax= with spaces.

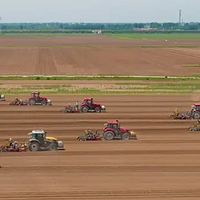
xmin=0 ymin=75 xmax=200 ymax=81
xmin=1 ymin=81 xmax=200 ymax=95
xmin=108 ymin=33 xmax=200 ymax=39
xmin=183 ymin=64 xmax=200 ymax=68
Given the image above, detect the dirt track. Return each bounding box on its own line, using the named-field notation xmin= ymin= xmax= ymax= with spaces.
xmin=1 ymin=94 xmax=200 ymax=199
xmin=0 ymin=35 xmax=200 ymax=75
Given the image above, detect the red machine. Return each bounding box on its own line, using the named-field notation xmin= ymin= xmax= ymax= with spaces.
xmin=80 ymin=98 xmax=106 ymax=113
xmin=103 ymin=121 xmax=137 ymax=140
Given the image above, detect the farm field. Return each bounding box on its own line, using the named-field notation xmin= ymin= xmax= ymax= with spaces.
xmin=0 ymin=35 xmax=200 ymax=76
xmin=1 ymin=94 xmax=200 ymax=199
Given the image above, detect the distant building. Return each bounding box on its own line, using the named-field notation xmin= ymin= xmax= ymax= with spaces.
xmin=92 ymin=30 xmax=102 ymax=34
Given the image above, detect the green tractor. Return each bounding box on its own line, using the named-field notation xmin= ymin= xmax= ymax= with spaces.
xmin=28 ymin=130 xmax=65 ymax=151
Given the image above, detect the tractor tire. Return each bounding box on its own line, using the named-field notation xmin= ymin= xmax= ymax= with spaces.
xmin=169 ymin=115 xmax=175 ymax=119
xmin=29 ymin=142 xmax=40 ymax=151
xmin=29 ymin=99 xmax=36 ymax=106
xmin=41 ymin=100 xmax=47 ymax=106
xmin=103 ymin=131 xmax=114 ymax=140
xmin=81 ymin=106 xmax=89 ymax=113
xmin=122 ymin=132 xmax=131 ymax=140
xmin=194 ymin=112 xmax=200 ymax=119
xmin=48 ymin=143 xmax=57 ymax=151
xmin=95 ymin=107 xmax=101 ymax=113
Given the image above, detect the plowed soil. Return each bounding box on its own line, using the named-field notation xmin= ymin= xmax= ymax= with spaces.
xmin=1 ymin=94 xmax=200 ymax=199
xmin=0 ymin=35 xmax=200 ymax=75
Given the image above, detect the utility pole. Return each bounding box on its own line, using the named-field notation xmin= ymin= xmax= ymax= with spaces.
xmin=0 ymin=16 xmax=2 ymax=35
xmin=179 ymin=10 xmax=182 ymax=26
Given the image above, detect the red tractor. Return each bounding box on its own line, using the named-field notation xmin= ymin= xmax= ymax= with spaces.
xmin=80 ymin=98 xmax=106 ymax=113
xmin=29 ymin=92 xmax=52 ymax=106
xmin=103 ymin=121 xmax=137 ymax=140
xmin=190 ymin=104 xmax=200 ymax=119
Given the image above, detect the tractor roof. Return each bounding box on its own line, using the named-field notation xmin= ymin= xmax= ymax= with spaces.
xmin=28 ymin=130 xmax=46 ymax=135
xmin=194 ymin=104 xmax=200 ymax=106
xmin=31 ymin=92 xmax=39 ymax=94
xmin=107 ymin=121 xmax=118 ymax=125
xmin=83 ymin=98 xmax=92 ymax=101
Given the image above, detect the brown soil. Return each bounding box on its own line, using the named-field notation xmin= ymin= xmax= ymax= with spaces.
xmin=1 ymin=93 xmax=200 ymax=199
xmin=0 ymin=35 xmax=200 ymax=75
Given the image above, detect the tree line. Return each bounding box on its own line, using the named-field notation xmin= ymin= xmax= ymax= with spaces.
xmin=0 ymin=22 xmax=200 ymax=32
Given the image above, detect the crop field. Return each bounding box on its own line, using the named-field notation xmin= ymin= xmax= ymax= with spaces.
xmin=0 ymin=35 xmax=200 ymax=76
xmin=1 ymin=34 xmax=200 ymax=200
xmin=109 ymin=33 xmax=200 ymax=39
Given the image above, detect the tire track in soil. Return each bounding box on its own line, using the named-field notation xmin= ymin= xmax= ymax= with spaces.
xmin=35 ymin=47 xmax=58 ymax=75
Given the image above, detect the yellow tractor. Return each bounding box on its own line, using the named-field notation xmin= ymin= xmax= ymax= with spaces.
xmin=28 ymin=130 xmax=65 ymax=151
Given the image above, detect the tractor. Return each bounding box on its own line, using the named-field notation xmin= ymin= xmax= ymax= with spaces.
xmin=29 ymin=92 xmax=52 ymax=106
xmin=103 ymin=121 xmax=137 ymax=140
xmin=0 ymin=94 xmax=5 ymax=101
xmin=80 ymin=98 xmax=106 ymax=113
xmin=190 ymin=104 xmax=200 ymax=119
xmin=28 ymin=130 xmax=65 ymax=151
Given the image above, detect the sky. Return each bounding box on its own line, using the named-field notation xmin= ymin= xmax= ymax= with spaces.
xmin=0 ymin=0 xmax=199 ymax=23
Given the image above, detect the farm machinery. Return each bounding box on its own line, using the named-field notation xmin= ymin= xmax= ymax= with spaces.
xmin=189 ymin=121 xmax=200 ymax=131
xmin=60 ymin=105 xmax=80 ymax=113
xmin=28 ymin=130 xmax=65 ymax=151
xmin=0 ymin=94 xmax=5 ymax=101
xmin=9 ymin=98 xmax=28 ymax=106
xmin=170 ymin=104 xmax=200 ymax=120
xmin=169 ymin=108 xmax=191 ymax=120
xmin=29 ymin=92 xmax=52 ymax=106
xmin=103 ymin=121 xmax=137 ymax=140
xmin=77 ymin=130 xmax=101 ymax=141
xmin=77 ymin=121 xmax=137 ymax=141
xmin=0 ymin=140 xmax=27 ymax=152
xmin=80 ymin=98 xmax=105 ymax=113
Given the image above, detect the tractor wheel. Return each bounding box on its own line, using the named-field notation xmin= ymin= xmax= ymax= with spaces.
xmin=95 ymin=107 xmax=101 ymax=113
xmin=29 ymin=99 xmax=36 ymax=106
xmin=122 ymin=132 xmax=131 ymax=140
xmin=48 ymin=143 xmax=57 ymax=151
xmin=29 ymin=142 xmax=40 ymax=151
xmin=104 ymin=131 xmax=114 ymax=140
xmin=41 ymin=100 xmax=47 ymax=106
xmin=194 ymin=112 xmax=200 ymax=119
xmin=81 ymin=106 xmax=89 ymax=113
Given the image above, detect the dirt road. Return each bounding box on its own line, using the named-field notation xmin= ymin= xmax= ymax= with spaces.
xmin=0 ymin=94 xmax=200 ymax=199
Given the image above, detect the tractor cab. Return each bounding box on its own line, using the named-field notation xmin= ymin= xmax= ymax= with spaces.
xmin=104 ymin=121 xmax=121 ymax=134
xmin=28 ymin=130 xmax=57 ymax=143
xmin=82 ymin=98 xmax=94 ymax=108
xmin=192 ymin=104 xmax=200 ymax=111
xmin=31 ymin=92 xmax=40 ymax=98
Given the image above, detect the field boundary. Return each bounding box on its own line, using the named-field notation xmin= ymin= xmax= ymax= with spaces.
xmin=0 ymin=75 xmax=200 ymax=81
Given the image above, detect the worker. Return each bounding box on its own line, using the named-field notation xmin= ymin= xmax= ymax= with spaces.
xmin=5 ymin=139 xmax=10 ymax=149
xmin=174 ymin=108 xmax=179 ymax=117
xmin=8 ymin=138 xmax=14 ymax=149
xmin=75 ymin=101 xmax=79 ymax=110
xmin=116 ymin=119 xmax=120 ymax=127
xmin=13 ymin=141 xmax=18 ymax=150
xmin=14 ymin=98 xmax=19 ymax=104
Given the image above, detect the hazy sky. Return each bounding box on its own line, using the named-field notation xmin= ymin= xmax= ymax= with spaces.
xmin=0 ymin=0 xmax=199 ymax=23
